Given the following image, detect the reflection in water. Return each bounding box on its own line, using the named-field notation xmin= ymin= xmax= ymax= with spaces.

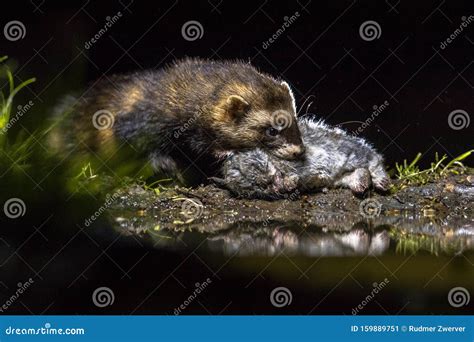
xmin=111 ymin=206 xmax=474 ymax=257
xmin=207 ymin=225 xmax=391 ymax=256
xmin=205 ymin=220 xmax=474 ymax=257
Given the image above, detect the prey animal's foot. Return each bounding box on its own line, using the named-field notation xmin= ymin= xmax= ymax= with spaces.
xmin=369 ymin=165 xmax=392 ymax=191
xmin=335 ymin=167 xmax=391 ymax=194
xmin=336 ymin=168 xmax=371 ymax=194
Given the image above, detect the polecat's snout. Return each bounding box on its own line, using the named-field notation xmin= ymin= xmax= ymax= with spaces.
xmin=264 ymin=122 xmax=306 ymax=160
xmin=292 ymin=144 xmax=306 ymax=158
xmin=271 ymin=143 xmax=306 ymax=160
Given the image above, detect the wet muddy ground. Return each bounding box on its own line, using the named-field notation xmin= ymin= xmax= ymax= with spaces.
xmin=108 ymin=170 xmax=474 ymax=257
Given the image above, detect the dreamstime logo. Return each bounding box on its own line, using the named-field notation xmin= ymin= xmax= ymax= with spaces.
xmin=181 ymin=20 xmax=204 ymax=41
xmin=448 ymin=109 xmax=470 ymax=130
xmin=261 ymin=188 xmax=301 ymax=224
xmin=448 ymin=287 xmax=470 ymax=308
xmin=352 ymin=278 xmax=390 ymax=315
xmin=270 ymin=287 xmax=292 ymax=307
xmin=270 ymin=110 xmax=293 ymax=130
xmin=3 ymin=198 xmax=26 ymax=219
xmin=1 ymin=100 xmax=35 ymax=135
xmin=92 ymin=287 xmax=115 ymax=307
xmin=4 ymin=21 xmax=26 ymax=41
xmin=352 ymin=100 xmax=389 ymax=136
xmin=262 ymin=11 xmax=301 ymax=49
xmin=0 ymin=278 xmax=34 ymax=313
xmin=173 ymin=278 xmax=213 ymax=315
xmin=173 ymin=106 xmax=202 ymax=139
xmin=440 ymin=16 xmax=474 ymax=50
xmin=359 ymin=20 xmax=381 ymax=41
xmin=180 ymin=198 xmax=204 ymax=220
xmin=92 ymin=109 xmax=115 ymax=130
xmin=359 ymin=198 xmax=382 ymax=218
xmin=4 ymin=322 xmax=85 ymax=336
xmin=84 ymin=193 xmax=120 ymax=227
xmin=84 ymin=11 xmax=123 ymax=49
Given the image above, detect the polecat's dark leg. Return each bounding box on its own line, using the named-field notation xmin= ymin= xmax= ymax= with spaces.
xmin=148 ymin=152 xmax=185 ymax=183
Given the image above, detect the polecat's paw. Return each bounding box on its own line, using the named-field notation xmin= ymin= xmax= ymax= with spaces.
xmin=209 ymin=176 xmax=227 ymax=187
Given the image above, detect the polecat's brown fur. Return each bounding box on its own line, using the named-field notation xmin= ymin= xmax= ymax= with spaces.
xmin=55 ymin=58 xmax=304 ymax=183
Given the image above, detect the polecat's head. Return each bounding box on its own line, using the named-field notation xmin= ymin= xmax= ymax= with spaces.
xmin=216 ymin=79 xmax=305 ymax=160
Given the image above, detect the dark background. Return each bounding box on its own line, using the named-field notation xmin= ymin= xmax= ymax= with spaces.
xmin=3 ymin=0 xmax=473 ymax=167
xmin=1 ymin=0 xmax=473 ymax=315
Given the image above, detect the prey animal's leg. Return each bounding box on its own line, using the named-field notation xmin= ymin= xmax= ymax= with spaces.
xmin=335 ymin=168 xmax=372 ymax=194
xmin=369 ymin=163 xmax=391 ymax=191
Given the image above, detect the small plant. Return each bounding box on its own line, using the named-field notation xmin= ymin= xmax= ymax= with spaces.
xmin=394 ymin=150 xmax=473 ymax=189
xmin=0 ymin=56 xmax=37 ymax=170
xmin=143 ymin=178 xmax=173 ymax=195
xmin=0 ymin=56 xmax=36 ymax=135
xmin=75 ymin=162 xmax=98 ymax=180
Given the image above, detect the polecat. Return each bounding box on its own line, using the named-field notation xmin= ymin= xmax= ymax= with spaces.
xmin=213 ymin=117 xmax=391 ymax=198
xmin=54 ymin=58 xmax=305 ymax=183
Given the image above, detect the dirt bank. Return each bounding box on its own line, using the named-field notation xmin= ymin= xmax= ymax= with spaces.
xmin=102 ymin=169 xmax=474 ymax=256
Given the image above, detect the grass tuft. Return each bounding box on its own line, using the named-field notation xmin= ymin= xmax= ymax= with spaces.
xmin=394 ymin=150 xmax=473 ymax=190
xmin=0 ymin=56 xmax=38 ymax=172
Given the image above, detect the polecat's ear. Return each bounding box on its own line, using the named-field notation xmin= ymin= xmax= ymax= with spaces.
xmin=280 ymin=81 xmax=291 ymax=92
xmin=281 ymin=81 xmax=297 ymax=114
xmin=225 ymin=95 xmax=250 ymax=120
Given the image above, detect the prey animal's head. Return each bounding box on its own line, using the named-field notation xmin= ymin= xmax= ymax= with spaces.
xmin=214 ymin=78 xmax=305 ymax=160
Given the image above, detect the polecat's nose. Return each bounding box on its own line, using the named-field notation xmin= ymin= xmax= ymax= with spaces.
xmin=292 ymin=145 xmax=306 ymax=158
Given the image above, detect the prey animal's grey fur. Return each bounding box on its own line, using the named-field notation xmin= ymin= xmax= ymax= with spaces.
xmin=213 ymin=117 xmax=391 ymax=198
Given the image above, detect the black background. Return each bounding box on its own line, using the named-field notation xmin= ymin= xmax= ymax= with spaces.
xmin=3 ymin=0 xmax=473 ymax=167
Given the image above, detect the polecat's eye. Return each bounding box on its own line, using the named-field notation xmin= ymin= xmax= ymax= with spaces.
xmin=266 ymin=127 xmax=280 ymax=137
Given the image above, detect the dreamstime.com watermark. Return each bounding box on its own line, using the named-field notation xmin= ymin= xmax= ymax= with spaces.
xmin=173 ymin=278 xmax=212 ymax=314
xmin=352 ymin=100 xmax=389 ymax=136
xmin=447 ymin=109 xmax=470 ymax=130
xmin=173 ymin=107 xmax=202 ymax=139
xmin=181 ymin=20 xmax=204 ymax=41
xmin=270 ymin=286 xmax=293 ymax=307
xmin=270 ymin=109 xmax=293 ymax=130
xmin=352 ymin=278 xmax=390 ymax=315
xmin=440 ymin=15 xmax=474 ymax=50
xmin=4 ymin=323 xmax=85 ymax=336
xmin=0 ymin=278 xmax=34 ymax=313
xmin=447 ymin=287 xmax=470 ymax=308
xmin=262 ymin=12 xmax=301 ymax=49
xmin=84 ymin=11 xmax=123 ymax=49
xmin=3 ymin=20 xmax=26 ymax=41
xmin=84 ymin=193 xmax=120 ymax=227
xmin=3 ymin=197 xmax=26 ymax=219
xmin=92 ymin=287 xmax=115 ymax=308
xmin=359 ymin=198 xmax=382 ymax=218
xmin=92 ymin=109 xmax=115 ymax=130
xmin=359 ymin=20 xmax=382 ymax=41
xmin=1 ymin=101 xmax=34 ymax=135
xmin=179 ymin=198 xmax=204 ymax=222
xmin=261 ymin=189 xmax=300 ymax=226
